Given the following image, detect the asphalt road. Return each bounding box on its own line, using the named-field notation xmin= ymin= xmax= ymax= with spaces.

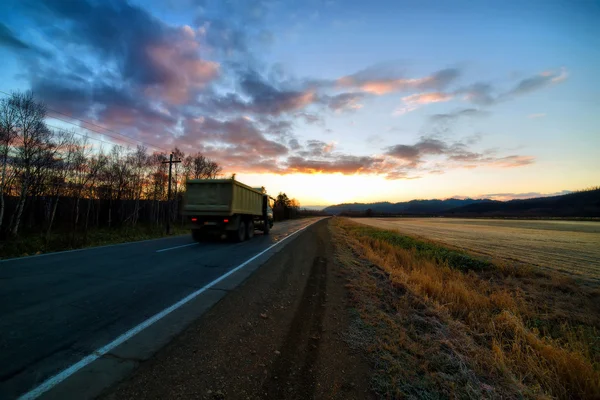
xmin=0 ymin=218 xmax=319 ymax=399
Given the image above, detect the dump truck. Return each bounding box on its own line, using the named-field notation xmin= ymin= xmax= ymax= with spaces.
xmin=182 ymin=179 xmax=274 ymax=242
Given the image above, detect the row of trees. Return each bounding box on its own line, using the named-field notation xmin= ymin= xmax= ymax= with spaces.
xmin=273 ymin=192 xmax=301 ymax=221
xmin=0 ymin=91 xmax=223 ymax=238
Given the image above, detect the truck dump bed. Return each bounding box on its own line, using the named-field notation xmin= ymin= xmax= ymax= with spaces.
xmin=183 ymin=179 xmax=264 ymax=217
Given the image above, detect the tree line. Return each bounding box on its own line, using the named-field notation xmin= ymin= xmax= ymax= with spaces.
xmin=0 ymin=91 xmax=223 ymax=239
xmin=273 ymin=192 xmax=300 ymax=221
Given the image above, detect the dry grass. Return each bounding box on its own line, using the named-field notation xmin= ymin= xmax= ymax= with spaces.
xmin=331 ymin=217 xmax=600 ymax=399
xmin=351 ymin=217 xmax=600 ymax=282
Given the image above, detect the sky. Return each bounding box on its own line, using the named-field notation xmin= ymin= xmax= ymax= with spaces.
xmin=1 ymin=0 xmax=599 ymax=206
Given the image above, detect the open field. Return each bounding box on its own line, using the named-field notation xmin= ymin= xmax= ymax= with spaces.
xmin=333 ymin=218 xmax=600 ymax=399
xmin=350 ymin=217 xmax=600 ymax=282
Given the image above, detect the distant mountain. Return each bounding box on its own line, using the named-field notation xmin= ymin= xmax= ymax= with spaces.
xmin=445 ymin=188 xmax=600 ymax=217
xmin=323 ymin=198 xmax=488 ymax=215
xmin=323 ymin=188 xmax=600 ymax=217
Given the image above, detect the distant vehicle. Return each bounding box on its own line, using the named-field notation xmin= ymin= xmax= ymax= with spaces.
xmin=183 ymin=178 xmax=274 ymax=242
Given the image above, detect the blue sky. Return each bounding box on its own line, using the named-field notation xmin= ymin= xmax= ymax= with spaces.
xmin=1 ymin=0 xmax=598 ymax=205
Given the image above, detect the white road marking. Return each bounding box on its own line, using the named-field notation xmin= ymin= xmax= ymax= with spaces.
xmin=156 ymin=242 xmax=198 ymax=252
xmin=0 ymin=235 xmax=189 ymax=263
xmin=17 ymin=218 xmax=322 ymax=400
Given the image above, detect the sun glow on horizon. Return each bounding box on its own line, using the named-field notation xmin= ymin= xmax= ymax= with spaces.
xmin=235 ymin=172 xmax=390 ymax=206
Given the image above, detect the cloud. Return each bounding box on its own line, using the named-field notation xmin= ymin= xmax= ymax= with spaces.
xmin=488 ymin=155 xmax=535 ymax=168
xmin=202 ymin=69 xmax=317 ymax=116
xmin=295 ymin=112 xmax=324 ymax=125
xmin=385 ymin=137 xmax=448 ymax=166
xmin=322 ymin=92 xmax=365 ymax=112
xmin=0 ymin=22 xmax=30 ymax=50
xmin=4 ymin=0 xmax=553 ymax=180
xmin=277 ymin=133 xmax=533 ymax=180
xmin=21 ymin=0 xmax=220 ymax=110
xmin=182 ymin=116 xmax=288 ymax=157
xmin=528 ymin=113 xmax=546 ymax=119
xmin=455 ymin=68 xmax=567 ymax=106
xmin=202 ymin=19 xmax=248 ymax=55
xmin=190 ymin=0 xmax=275 ymax=56
xmin=504 ymin=68 xmax=567 ymax=97
xmin=463 ymin=132 xmax=483 ymax=145
xmin=429 ymin=108 xmax=489 ymax=121
xmin=144 ymin=43 xmax=219 ymax=104
xmin=479 ymin=190 xmax=572 ymax=201
xmin=454 ymin=83 xmax=495 ymax=105
xmin=384 ymin=136 xmax=534 ymax=170
xmin=394 ymin=92 xmax=453 ymax=115
xmin=337 ymin=67 xmax=460 ymax=95
xmin=238 ymin=70 xmax=316 ymax=113
xmin=288 ymin=138 xmax=301 ymax=150
xmin=284 ymin=154 xmax=383 ymax=175
xmin=297 ymin=140 xmax=336 ymax=157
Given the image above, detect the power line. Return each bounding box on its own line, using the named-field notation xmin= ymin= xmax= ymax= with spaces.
xmin=0 ymin=92 xmax=129 ymax=150
xmin=0 ymin=89 xmax=170 ymax=153
xmin=45 ymin=123 xmax=121 ymax=148
xmin=46 ymin=110 xmax=169 ymax=153
xmin=47 ymin=114 xmax=154 ymax=150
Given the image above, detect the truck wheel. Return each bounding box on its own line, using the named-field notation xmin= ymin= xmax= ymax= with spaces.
xmin=263 ymin=217 xmax=270 ymax=234
xmin=191 ymin=229 xmax=204 ymax=242
xmin=236 ymin=221 xmax=246 ymax=242
xmin=246 ymin=220 xmax=254 ymax=239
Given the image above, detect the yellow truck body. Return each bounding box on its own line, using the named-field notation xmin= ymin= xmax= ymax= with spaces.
xmin=182 ymin=179 xmax=273 ymax=241
xmin=183 ymin=179 xmax=264 ymax=217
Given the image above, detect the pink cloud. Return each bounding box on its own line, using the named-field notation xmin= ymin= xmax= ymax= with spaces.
xmin=339 ymin=76 xmax=433 ymax=95
xmin=489 ymin=155 xmax=535 ymax=168
xmin=336 ymin=68 xmax=459 ymax=95
xmin=146 ymin=45 xmax=219 ymax=104
xmin=394 ymin=92 xmax=453 ymax=115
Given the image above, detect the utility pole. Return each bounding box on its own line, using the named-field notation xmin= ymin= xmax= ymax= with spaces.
xmin=162 ymin=153 xmax=181 ymax=235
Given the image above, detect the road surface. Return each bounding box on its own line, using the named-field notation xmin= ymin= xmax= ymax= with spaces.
xmin=104 ymin=218 xmax=372 ymax=400
xmin=0 ymin=218 xmax=320 ymax=399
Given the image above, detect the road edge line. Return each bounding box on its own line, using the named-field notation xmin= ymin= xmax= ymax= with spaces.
xmin=17 ymin=218 xmax=323 ymax=400
xmin=0 ymin=235 xmax=189 ymax=263
xmin=156 ymin=242 xmax=199 ymax=253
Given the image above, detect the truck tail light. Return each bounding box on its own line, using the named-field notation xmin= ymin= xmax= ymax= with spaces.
xmin=191 ymin=217 xmax=198 ymax=222
xmin=223 ymin=219 xmax=229 ymax=223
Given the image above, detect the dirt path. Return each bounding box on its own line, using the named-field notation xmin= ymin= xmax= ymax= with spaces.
xmin=104 ymin=219 xmax=373 ymax=399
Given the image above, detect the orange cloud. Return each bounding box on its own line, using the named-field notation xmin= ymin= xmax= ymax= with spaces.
xmin=404 ymin=92 xmax=453 ymax=104
xmin=336 ymin=68 xmax=460 ymax=95
xmin=340 ymin=77 xmax=432 ymax=95
xmin=394 ymin=92 xmax=453 ymax=115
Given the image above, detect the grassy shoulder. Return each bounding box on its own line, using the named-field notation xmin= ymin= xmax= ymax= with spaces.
xmin=0 ymin=224 xmax=189 ymax=259
xmin=330 ymin=217 xmax=600 ymax=399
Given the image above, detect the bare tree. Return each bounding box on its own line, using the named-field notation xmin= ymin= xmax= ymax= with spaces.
xmin=204 ymin=160 xmax=222 ymax=179
xmin=71 ymin=137 xmax=89 ymax=226
xmin=46 ymin=130 xmax=80 ymax=238
xmin=0 ymin=93 xmax=19 ymax=230
xmin=192 ymin=153 xmax=207 ymax=179
xmin=127 ymin=145 xmax=148 ymax=226
xmin=183 ymin=152 xmax=222 ymax=180
xmin=82 ymin=151 xmax=107 ymax=236
xmin=10 ymin=91 xmax=50 ymax=235
xmin=0 ymin=91 xmax=226 ymax=238
xmin=102 ymin=146 xmax=132 ymax=228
